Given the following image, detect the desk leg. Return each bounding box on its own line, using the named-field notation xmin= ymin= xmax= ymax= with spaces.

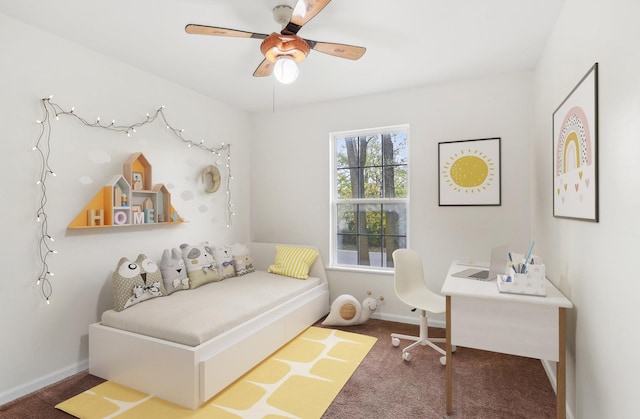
xmin=557 ymin=307 xmax=566 ymax=419
xmin=446 ymin=296 xmax=452 ymax=414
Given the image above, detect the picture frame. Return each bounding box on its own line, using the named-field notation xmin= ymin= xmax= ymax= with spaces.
xmin=552 ymin=63 xmax=599 ymax=222
xmin=132 ymin=172 xmax=143 ymax=190
xmin=438 ymin=137 xmax=501 ymax=206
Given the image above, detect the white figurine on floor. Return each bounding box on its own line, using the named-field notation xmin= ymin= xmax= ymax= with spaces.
xmin=322 ymin=291 xmax=383 ymax=326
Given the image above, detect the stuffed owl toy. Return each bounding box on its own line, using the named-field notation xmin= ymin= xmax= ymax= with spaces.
xmin=213 ymin=245 xmax=236 ymax=279
xmin=159 ymin=248 xmax=189 ymax=294
xmin=112 ymin=254 xmax=166 ymax=312
xmin=231 ymin=243 xmax=255 ymax=276
xmin=180 ymin=242 xmax=220 ymax=288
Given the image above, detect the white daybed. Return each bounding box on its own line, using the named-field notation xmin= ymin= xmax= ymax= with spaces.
xmin=89 ymin=242 xmax=330 ymax=409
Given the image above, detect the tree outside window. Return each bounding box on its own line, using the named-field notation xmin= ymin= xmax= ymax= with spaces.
xmin=331 ymin=126 xmax=408 ymax=268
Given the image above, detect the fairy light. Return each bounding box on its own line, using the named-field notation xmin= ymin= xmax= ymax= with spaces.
xmin=33 ymin=96 xmax=234 ymax=303
xmin=32 ymin=97 xmax=58 ymax=304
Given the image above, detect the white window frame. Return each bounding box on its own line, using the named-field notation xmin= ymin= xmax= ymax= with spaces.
xmin=329 ymin=124 xmax=410 ymax=271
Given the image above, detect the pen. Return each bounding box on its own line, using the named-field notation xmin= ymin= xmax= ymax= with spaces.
xmin=523 ymin=240 xmax=535 ymax=274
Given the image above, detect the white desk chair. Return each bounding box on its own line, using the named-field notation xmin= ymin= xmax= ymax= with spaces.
xmin=390 ymin=249 xmax=452 ymax=365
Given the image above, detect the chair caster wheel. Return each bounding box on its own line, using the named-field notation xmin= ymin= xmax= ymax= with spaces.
xmin=391 ymin=337 xmax=400 ymax=347
xmin=440 ymin=356 xmax=446 ymax=366
xmin=403 ymin=351 xmax=412 ymax=362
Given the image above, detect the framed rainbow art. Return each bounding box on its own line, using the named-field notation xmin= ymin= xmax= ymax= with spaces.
xmin=438 ymin=137 xmax=501 ymax=206
xmin=553 ymin=63 xmax=599 ymax=222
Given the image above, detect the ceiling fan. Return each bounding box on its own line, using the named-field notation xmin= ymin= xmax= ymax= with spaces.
xmin=185 ymin=0 xmax=366 ymax=83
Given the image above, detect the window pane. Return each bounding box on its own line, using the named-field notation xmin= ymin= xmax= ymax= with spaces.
xmin=365 ymin=135 xmax=382 ymax=167
xmin=390 ymin=164 xmax=408 ymax=198
xmin=388 ymin=132 xmax=408 ymax=165
xmin=336 ymin=234 xmax=356 ymax=265
xmin=335 ymin=137 xmax=353 ymax=169
xmin=356 ymin=234 xmax=384 ymax=267
xmin=336 ymin=203 xmax=356 ymax=233
xmin=381 ymin=164 xmax=408 ymax=198
xmin=336 ymin=168 xmax=355 ymax=199
xmin=383 ymin=204 xmax=407 ymax=236
xmin=363 ymin=167 xmax=382 ymax=198
xmin=359 ymin=204 xmax=382 ymax=235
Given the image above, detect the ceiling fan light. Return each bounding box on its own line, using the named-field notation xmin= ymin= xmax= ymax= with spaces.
xmin=260 ymin=33 xmax=310 ymax=63
xmin=274 ymin=56 xmax=298 ymax=84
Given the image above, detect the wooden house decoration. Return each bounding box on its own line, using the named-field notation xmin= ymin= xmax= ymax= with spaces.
xmin=152 ymin=183 xmax=171 ymax=223
xmin=68 ymin=152 xmax=185 ymax=229
xmin=123 ymin=152 xmax=152 ymax=191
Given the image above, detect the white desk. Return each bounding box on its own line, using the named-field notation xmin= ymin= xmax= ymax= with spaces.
xmin=441 ymin=261 xmax=573 ymax=419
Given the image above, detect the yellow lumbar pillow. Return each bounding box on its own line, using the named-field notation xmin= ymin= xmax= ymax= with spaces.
xmin=268 ymin=246 xmax=319 ymax=279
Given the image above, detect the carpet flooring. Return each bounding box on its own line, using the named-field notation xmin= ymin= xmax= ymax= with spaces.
xmin=0 ymin=318 xmax=556 ymax=418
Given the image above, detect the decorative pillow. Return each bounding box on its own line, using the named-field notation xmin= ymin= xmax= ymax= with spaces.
xmin=180 ymin=242 xmax=220 ymax=288
xmin=231 ymin=243 xmax=255 ymax=276
xmin=112 ymin=254 xmax=166 ymax=312
xmin=268 ymin=246 xmax=319 ymax=279
xmin=212 ymin=245 xmax=236 ymax=279
xmin=159 ymin=248 xmax=189 ymax=294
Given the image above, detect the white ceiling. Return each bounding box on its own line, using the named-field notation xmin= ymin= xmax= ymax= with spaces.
xmin=0 ymin=0 xmax=565 ymax=112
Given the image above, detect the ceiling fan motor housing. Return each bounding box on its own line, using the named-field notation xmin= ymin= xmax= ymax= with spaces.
xmin=260 ymin=33 xmax=310 ymax=63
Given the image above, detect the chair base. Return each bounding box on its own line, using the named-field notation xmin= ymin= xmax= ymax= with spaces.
xmin=391 ymin=309 xmax=451 ymax=365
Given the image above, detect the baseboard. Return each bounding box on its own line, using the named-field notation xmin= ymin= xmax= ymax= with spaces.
xmin=541 ymin=359 xmax=557 ymax=393
xmin=0 ymin=360 xmax=88 ymax=406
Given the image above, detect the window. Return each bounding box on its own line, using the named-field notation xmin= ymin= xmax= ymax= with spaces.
xmin=330 ymin=125 xmax=408 ymax=269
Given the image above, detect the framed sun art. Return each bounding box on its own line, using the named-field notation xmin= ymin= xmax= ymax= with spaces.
xmin=553 ymin=63 xmax=599 ymax=222
xmin=438 ymin=137 xmax=501 ymax=206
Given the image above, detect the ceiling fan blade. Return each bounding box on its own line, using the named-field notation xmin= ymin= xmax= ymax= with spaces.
xmin=283 ymin=0 xmax=332 ymax=34
xmin=185 ymin=24 xmax=268 ymax=40
xmin=306 ymin=40 xmax=366 ymax=60
xmin=253 ymin=59 xmax=275 ymax=77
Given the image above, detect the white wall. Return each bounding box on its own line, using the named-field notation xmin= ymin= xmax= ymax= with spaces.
xmin=0 ymin=13 xmax=251 ymax=403
xmin=532 ymin=0 xmax=640 ymax=417
xmin=250 ymin=72 xmax=534 ymax=324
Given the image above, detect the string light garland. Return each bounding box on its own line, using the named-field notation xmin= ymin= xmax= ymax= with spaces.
xmin=33 ymin=96 xmax=234 ymax=304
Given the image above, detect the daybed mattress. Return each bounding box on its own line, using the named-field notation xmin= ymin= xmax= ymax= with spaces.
xmin=101 ymin=271 xmax=322 ymax=346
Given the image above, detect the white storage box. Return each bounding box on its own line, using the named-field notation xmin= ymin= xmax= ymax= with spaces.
xmin=497 ymin=264 xmax=546 ymax=296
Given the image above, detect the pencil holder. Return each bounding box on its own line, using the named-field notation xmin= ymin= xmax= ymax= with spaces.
xmin=513 ymin=272 xmax=529 ymax=282
xmin=526 ymin=263 xmax=545 ymax=282
xmin=497 ymin=264 xmax=546 ymax=296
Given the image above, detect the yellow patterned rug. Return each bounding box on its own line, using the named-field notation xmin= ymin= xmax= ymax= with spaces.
xmin=56 ymin=327 xmax=377 ymax=418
